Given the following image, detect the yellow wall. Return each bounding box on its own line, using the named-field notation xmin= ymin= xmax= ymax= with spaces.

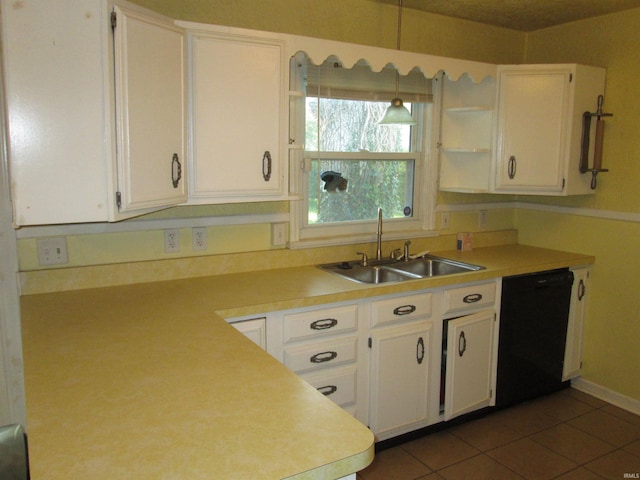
xmin=516 ymin=8 xmax=640 ymax=401
xmin=517 ymin=210 xmax=640 ymax=401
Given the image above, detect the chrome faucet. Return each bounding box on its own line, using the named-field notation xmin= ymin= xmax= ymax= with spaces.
xmin=403 ymin=240 xmax=411 ymax=262
xmin=376 ymin=207 xmax=383 ymax=262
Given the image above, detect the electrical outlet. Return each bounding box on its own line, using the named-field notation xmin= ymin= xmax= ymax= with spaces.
xmin=37 ymin=237 xmax=68 ymax=265
xmin=164 ymin=229 xmax=180 ymax=253
xmin=440 ymin=212 xmax=450 ymax=229
xmin=192 ymin=227 xmax=208 ymax=251
xmin=479 ymin=210 xmax=488 ymax=229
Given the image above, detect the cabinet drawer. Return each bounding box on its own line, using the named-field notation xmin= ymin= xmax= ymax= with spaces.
xmin=283 ymin=336 xmax=357 ymax=374
xmin=370 ymin=292 xmax=432 ymax=327
xmin=283 ymin=304 xmax=357 ymax=343
xmin=442 ymin=282 xmax=496 ymax=315
xmin=301 ymin=366 xmax=357 ymax=408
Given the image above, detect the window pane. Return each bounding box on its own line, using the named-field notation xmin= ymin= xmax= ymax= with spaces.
xmin=305 ymin=98 xmax=412 ymax=153
xmin=308 ymin=158 xmax=414 ymax=224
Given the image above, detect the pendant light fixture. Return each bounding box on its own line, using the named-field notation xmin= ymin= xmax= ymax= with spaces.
xmin=378 ymin=0 xmax=417 ymax=126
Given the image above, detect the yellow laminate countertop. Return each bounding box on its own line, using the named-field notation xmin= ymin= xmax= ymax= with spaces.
xmin=20 ymin=244 xmax=593 ymax=479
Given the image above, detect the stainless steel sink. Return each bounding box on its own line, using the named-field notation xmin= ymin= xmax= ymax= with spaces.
xmin=389 ymin=256 xmax=484 ymax=277
xmin=319 ymin=255 xmax=484 ymax=284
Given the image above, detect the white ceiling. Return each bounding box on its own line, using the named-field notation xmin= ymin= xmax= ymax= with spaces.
xmin=374 ymin=0 xmax=640 ymax=31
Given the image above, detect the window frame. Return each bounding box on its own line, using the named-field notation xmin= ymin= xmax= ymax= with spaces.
xmin=288 ymin=54 xmax=439 ymax=248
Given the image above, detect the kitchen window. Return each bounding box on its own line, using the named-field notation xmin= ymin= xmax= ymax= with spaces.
xmin=289 ymin=53 xmax=437 ymax=246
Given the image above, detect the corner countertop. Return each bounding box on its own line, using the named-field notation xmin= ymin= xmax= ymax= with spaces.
xmin=19 ymin=244 xmax=593 ymax=479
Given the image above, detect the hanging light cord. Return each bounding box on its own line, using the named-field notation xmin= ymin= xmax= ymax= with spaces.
xmin=396 ymin=0 xmax=403 ymax=51
xmin=394 ymin=0 xmax=402 ymax=97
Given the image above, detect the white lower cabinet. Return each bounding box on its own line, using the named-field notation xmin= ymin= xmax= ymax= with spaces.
xmin=440 ymin=280 xmax=500 ymax=422
xmin=230 ymin=317 xmax=266 ymax=350
xmin=300 ymin=366 xmax=358 ymax=416
xmin=262 ymin=277 xmax=508 ymax=442
xmin=443 ymin=309 xmax=496 ymax=420
xmin=369 ymin=321 xmax=432 ymax=439
xmin=266 ymin=302 xmax=364 ymax=419
xmin=563 ymin=266 xmax=590 ymax=380
xmin=367 ymin=291 xmax=436 ymax=440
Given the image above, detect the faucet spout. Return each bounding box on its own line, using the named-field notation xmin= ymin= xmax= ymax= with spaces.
xmin=376 ymin=207 xmax=382 ymax=262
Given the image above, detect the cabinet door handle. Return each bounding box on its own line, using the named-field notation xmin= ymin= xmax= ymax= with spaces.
xmin=317 ymin=385 xmax=337 ymax=396
xmin=416 ymin=336 xmax=425 ymax=364
xmin=458 ymin=331 xmax=467 ymax=357
xmin=508 ymin=155 xmax=517 ymax=179
xmin=262 ymin=151 xmax=272 ymax=181
xmin=393 ymin=304 xmax=417 ymax=316
xmin=463 ymin=293 xmax=482 ymax=304
xmin=310 ymin=351 xmax=337 ymax=364
xmin=171 ymin=153 xmax=182 ymax=188
xmin=578 ymin=279 xmax=586 ymax=301
xmin=310 ymin=318 xmax=338 ymax=330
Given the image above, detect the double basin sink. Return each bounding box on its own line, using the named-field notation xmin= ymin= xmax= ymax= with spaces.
xmin=319 ymin=254 xmax=485 ymax=284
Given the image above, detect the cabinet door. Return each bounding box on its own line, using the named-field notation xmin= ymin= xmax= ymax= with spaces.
xmin=113 ymin=6 xmax=187 ymax=212
xmin=495 ymin=67 xmax=570 ymax=193
xmin=189 ymin=33 xmax=284 ymax=202
xmin=563 ymin=267 xmax=589 ymax=380
xmin=369 ymin=322 xmax=431 ymax=437
xmin=231 ymin=317 xmax=266 ymax=350
xmin=444 ymin=310 xmax=495 ymax=421
xmin=2 ymin=0 xmax=111 ymax=225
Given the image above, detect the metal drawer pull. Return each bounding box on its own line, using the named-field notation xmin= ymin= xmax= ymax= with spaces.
xmin=508 ymin=155 xmax=517 ymax=179
xmin=416 ymin=336 xmax=425 ymax=364
xmin=310 ymin=351 xmax=338 ymax=363
xmin=317 ymin=385 xmax=337 ymax=396
xmin=310 ymin=318 xmax=338 ymax=330
xmin=458 ymin=331 xmax=467 ymax=357
xmin=171 ymin=153 xmax=182 ymax=188
xmin=463 ymin=293 xmax=482 ymax=304
xmin=262 ymin=151 xmax=272 ymax=181
xmin=393 ymin=304 xmax=417 ymax=316
xmin=578 ymin=279 xmax=586 ymax=301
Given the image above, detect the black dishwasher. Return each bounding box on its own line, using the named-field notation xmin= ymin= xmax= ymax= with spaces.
xmin=496 ymin=268 xmax=574 ymax=407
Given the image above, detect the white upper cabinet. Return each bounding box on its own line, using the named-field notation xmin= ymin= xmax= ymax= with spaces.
xmin=185 ymin=28 xmax=287 ymax=203
xmin=2 ymin=0 xmax=186 ymax=226
xmin=112 ymin=5 xmax=187 ymax=213
xmin=494 ymin=64 xmax=606 ymax=195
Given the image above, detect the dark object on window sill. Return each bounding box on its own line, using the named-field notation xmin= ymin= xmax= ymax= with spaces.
xmin=321 ymin=171 xmax=348 ymax=192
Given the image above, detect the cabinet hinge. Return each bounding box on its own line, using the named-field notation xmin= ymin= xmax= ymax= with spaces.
xmin=116 ymin=191 xmax=122 ymax=209
xmin=368 ymin=337 xmax=372 ymax=349
xmin=562 ymin=178 xmax=566 ymax=190
xmin=111 ymin=11 xmax=117 ymax=30
xmin=569 ymin=73 xmax=573 ymax=82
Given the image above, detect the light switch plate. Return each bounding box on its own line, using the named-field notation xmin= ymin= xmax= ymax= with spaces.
xmin=271 ymin=223 xmax=287 ymax=246
xmin=440 ymin=212 xmax=450 ymax=229
xmin=37 ymin=237 xmax=68 ymax=265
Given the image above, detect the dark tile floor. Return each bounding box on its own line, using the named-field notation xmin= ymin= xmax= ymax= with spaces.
xmin=358 ymin=388 xmax=640 ymax=480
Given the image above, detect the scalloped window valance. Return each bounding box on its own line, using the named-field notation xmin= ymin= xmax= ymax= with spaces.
xmin=285 ymin=33 xmax=496 ymax=84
